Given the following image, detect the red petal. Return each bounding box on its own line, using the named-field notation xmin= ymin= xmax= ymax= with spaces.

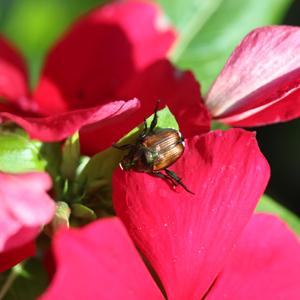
xmin=0 ymin=99 xmax=139 ymax=142
xmin=113 ymin=129 xmax=270 ymax=299
xmin=42 ymin=249 xmax=56 ymax=281
xmin=217 ymin=88 xmax=300 ymax=126
xmin=0 ymin=241 xmax=35 ymax=273
xmin=40 ymin=218 xmax=164 ymax=300
xmin=80 ymin=60 xmax=210 ymax=155
xmin=34 ymin=0 xmax=175 ymax=114
xmin=166 ymin=70 xmax=211 ymax=138
xmin=0 ymin=35 xmax=30 ymax=111
xmin=117 ymin=60 xmax=211 ymax=137
xmin=0 ymin=172 xmax=54 ymax=271
xmin=207 ymin=214 xmax=300 ymax=299
xmin=205 ymin=26 xmax=300 ymax=126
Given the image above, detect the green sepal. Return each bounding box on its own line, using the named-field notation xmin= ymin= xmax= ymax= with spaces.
xmin=44 ymin=201 xmax=71 ymax=237
xmin=60 ymin=132 xmax=80 ymax=180
xmin=39 ymin=142 xmax=64 ymax=200
xmin=77 ymin=147 xmax=121 ymax=197
xmin=158 ymin=107 xmax=179 ymax=130
xmin=71 ymin=203 xmax=97 ymax=221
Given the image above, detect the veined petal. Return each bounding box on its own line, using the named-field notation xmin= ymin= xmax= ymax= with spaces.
xmin=0 ymin=172 xmax=54 ymax=271
xmin=207 ymin=214 xmax=300 ymax=300
xmin=40 ymin=218 xmax=164 ymax=300
xmin=0 ymin=99 xmax=139 ymax=142
xmin=206 ymin=26 xmax=300 ymax=126
xmin=34 ymin=0 xmax=175 ymax=114
xmin=113 ymin=129 xmax=270 ymax=299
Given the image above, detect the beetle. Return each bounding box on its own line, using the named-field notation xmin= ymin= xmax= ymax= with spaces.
xmin=113 ymin=102 xmax=194 ymax=194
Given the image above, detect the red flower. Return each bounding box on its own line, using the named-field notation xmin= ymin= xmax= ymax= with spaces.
xmin=0 ymin=172 xmax=55 ymax=272
xmin=1 ymin=3 xmax=300 ymax=156
xmin=0 ymin=0 xmax=208 ymax=276
xmin=39 ymin=129 xmax=300 ymax=299
xmin=0 ymin=0 xmax=210 ymax=155
xmin=40 ymin=215 xmax=300 ymax=300
xmin=205 ymin=26 xmax=300 ymax=126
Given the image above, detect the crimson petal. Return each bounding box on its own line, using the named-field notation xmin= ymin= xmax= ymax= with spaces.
xmin=0 ymin=99 xmax=139 ymax=142
xmin=0 ymin=36 xmax=31 ymax=112
xmin=113 ymin=129 xmax=270 ymax=299
xmin=205 ymin=26 xmax=300 ymax=126
xmin=34 ymin=0 xmax=175 ymax=115
xmin=80 ymin=60 xmax=210 ymax=155
xmin=0 ymin=241 xmax=35 ymax=273
xmin=117 ymin=60 xmax=211 ymax=138
xmin=207 ymin=214 xmax=300 ymax=299
xmin=40 ymin=218 xmax=164 ymax=300
xmin=166 ymin=70 xmax=211 ymax=138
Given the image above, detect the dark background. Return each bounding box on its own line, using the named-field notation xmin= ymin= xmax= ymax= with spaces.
xmin=256 ymin=1 xmax=300 ymax=216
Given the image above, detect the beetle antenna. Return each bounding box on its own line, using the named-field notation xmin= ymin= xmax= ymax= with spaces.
xmin=112 ymin=143 xmax=133 ymax=151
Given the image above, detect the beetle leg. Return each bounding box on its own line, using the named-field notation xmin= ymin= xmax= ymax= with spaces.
xmin=112 ymin=144 xmax=133 ymax=150
xmin=165 ymin=169 xmax=195 ymax=195
xmin=143 ymin=118 xmax=148 ymax=132
xmin=151 ymin=171 xmax=179 ymax=190
xmin=149 ymin=100 xmax=160 ymax=133
xmin=138 ymin=118 xmax=148 ymax=140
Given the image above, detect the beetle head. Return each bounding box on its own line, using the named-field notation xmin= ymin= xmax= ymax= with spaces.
xmin=119 ymin=157 xmax=134 ymax=171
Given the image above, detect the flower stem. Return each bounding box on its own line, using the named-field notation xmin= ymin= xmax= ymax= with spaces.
xmin=0 ymin=264 xmax=23 ymax=300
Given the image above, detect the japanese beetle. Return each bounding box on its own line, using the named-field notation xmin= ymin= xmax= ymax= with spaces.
xmin=113 ymin=102 xmax=193 ymax=194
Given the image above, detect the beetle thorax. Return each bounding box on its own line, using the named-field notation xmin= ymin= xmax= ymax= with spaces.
xmin=120 ymin=146 xmax=157 ymax=172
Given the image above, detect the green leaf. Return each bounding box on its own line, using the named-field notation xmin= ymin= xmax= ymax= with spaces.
xmin=256 ymin=194 xmax=300 ymax=236
xmin=157 ymin=0 xmax=292 ymax=93
xmin=158 ymin=0 xmax=223 ymax=60
xmin=0 ymin=259 xmax=48 ymax=300
xmin=0 ymin=130 xmax=46 ymax=173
